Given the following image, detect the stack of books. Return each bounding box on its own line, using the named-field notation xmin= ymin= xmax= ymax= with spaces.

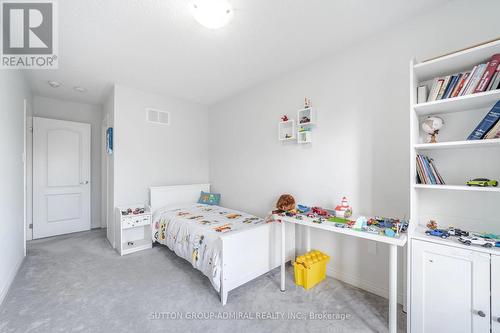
xmin=426 ymin=53 xmax=500 ymax=102
xmin=467 ymin=100 xmax=500 ymax=140
xmin=416 ymin=155 xmax=445 ymax=185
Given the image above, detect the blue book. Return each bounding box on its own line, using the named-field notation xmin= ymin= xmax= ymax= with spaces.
xmin=423 ymin=156 xmax=437 ymax=184
xmin=443 ymin=75 xmax=459 ymax=99
xmin=467 ymin=101 xmax=500 ymax=140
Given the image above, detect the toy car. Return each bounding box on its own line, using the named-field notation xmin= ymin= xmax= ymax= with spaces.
xmin=334 ymin=223 xmax=347 ymax=228
xmin=466 ymin=178 xmax=498 ymax=187
xmin=458 ymin=236 xmax=494 ymax=248
xmin=364 ymin=226 xmax=382 ymax=235
xmin=448 ymin=227 xmax=469 ymax=237
xmin=306 ymin=212 xmax=315 ymax=218
xmin=312 ymin=207 xmax=329 ymax=216
xmin=425 ymin=229 xmax=450 ymax=238
xmin=496 ymin=242 xmax=500 ymax=248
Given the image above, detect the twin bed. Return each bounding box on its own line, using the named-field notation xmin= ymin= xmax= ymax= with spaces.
xmin=149 ymin=184 xmax=295 ymax=305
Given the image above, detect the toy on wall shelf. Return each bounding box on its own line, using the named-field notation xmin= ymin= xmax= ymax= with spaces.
xmin=335 ymin=197 xmax=352 ymax=218
xmin=458 ymin=235 xmax=495 ymax=248
xmin=426 ymin=220 xmax=438 ymax=230
xmin=425 ymin=229 xmax=450 ymax=239
xmin=421 ymin=116 xmax=444 ymax=143
xmin=447 ymin=227 xmax=469 ymax=237
xmin=297 ymin=205 xmax=311 ymax=213
xmin=466 ymin=178 xmax=498 ymax=187
xmin=299 ymin=116 xmax=311 ymax=124
xmin=304 ymin=97 xmax=311 ymax=109
xmin=385 ymin=228 xmax=396 ymax=237
xmin=281 ymin=115 xmax=289 ymax=122
xmin=312 ymin=207 xmax=329 ymax=216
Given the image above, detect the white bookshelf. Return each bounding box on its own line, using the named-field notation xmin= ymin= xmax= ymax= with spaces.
xmin=408 ymin=40 xmax=500 ymax=332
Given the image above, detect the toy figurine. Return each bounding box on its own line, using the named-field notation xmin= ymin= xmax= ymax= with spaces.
xmin=421 ymin=116 xmax=444 ymax=143
xmin=353 ymin=216 xmax=367 ymax=230
xmin=426 ymin=220 xmax=437 ymax=230
xmin=276 ymin=194 xmax=296 ymax=212
xmin=304 ymin=97 xmax=311 ymax=109
xmin=281 ymin=115 xmax=289 ymax=122
xmin=335 ymin=197 xmax=352 ymax=218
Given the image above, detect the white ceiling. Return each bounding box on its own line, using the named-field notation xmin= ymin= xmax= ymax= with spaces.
xmin=27 ymin=0 xmax=450 ymax=106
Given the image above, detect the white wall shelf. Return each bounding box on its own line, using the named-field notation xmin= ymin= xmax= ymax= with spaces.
xmin=414 ymin=89 xmax=500 ymax=116
xmin=412 ymin=227 xmax=500 ymax=256
xmin=414 ymin=138 xmax=500 ymax=150
xmin=278 ymin=120 xmax=295 ymax=141
xmin=413 ymin=184 xmax=500 ymax=192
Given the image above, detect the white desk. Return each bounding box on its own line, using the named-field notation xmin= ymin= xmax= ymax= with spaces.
xmin=274 ymin=214 xmax=407 ymax=333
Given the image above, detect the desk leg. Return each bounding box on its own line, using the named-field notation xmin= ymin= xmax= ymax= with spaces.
xmin=280 ymin=220 xmax=286 ymax=292
xmin=305 ymin=225 xmax=311 ymax=252
xmin=389 ymin=244 xmax=397 ymax=333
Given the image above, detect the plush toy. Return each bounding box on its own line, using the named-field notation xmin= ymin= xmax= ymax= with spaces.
xmin=276 ymin=194 xmax=296 ymax=211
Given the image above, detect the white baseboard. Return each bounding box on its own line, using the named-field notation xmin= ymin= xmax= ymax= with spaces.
xmin=327 ymin=267 xmax=404 ymax=305
xmin=0 ymin=255 xmax=24 ymax=306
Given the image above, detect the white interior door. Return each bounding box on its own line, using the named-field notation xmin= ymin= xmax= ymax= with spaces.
xmin=33 ymin=117 xmax=91 ymax=239
xmin=493 ymin=255 xmax=500 ymax=333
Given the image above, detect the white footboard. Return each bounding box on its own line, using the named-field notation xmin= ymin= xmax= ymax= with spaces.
xmin=219 ymin=222 xmax=295 ymax=305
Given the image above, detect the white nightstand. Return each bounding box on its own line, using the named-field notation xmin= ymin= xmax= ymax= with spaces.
xmin=115 ymin=204 xmax=152 ymax=256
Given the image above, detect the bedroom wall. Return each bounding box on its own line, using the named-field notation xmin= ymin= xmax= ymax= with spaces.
xmin=208 ymin=0 xmax=500 ymax=302
xmin=102 ymin=89 xmax=115 ymax=247
xmin=0 ymin=71 xmax=31 ymax=304
xmin=31 ymin=96 xmax=103 ymax=230
xmin=113 ymin=85 xmax=210 ymax=207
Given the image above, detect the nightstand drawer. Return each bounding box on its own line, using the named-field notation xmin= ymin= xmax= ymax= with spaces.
xmin=122 ymin=215 xmax=151 ymax=229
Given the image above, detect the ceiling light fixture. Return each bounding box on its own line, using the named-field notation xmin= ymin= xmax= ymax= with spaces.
xmin=192 ymin=0 xmax=233 ymax=29
xmin=73 ymin=86 xmax=87 ymax=93
xmin=47 ymin=80 xmax=61 ymax=88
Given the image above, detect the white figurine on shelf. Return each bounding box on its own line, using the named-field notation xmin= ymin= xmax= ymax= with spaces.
xmin=421 ymin=116 xmax=444 ymax=143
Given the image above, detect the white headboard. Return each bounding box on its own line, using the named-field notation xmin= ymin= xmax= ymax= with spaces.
xmin=149 ymin=184 xmax=210 ymax=213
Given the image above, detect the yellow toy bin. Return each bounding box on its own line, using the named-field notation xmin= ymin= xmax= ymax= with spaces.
xmin=293 ymin=250 xmax=330 ymax=290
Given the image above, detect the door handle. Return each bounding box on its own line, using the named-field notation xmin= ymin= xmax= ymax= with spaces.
xmin=80 ymin=180 xmax=89 ymax=185
xmin=477 ymin=310 xmax=486 ymax=318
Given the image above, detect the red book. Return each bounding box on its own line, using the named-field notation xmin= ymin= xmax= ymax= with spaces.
xmin=474 ymin=54 xmax=500 ymax=92
xmin=451 ymin=72 xmax=469 ymax=98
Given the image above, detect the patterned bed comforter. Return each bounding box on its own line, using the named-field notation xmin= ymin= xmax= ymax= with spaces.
xmin=152 ymin=203 xmax=266 ymax=292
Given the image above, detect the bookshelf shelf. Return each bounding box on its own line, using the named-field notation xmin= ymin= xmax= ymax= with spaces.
xmin=414 ymin=138 xmax=500 ymax=150
xmin=414 ymin=39 xmax=500 ymax=81
xmin=413 ymin=89 xmax=500 ymax=116
xmin=413 ymin=184 xmax=500 ymax=193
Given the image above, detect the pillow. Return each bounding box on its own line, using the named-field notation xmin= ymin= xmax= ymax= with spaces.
xmin=198 ymin=191 xmax=221 ymax=206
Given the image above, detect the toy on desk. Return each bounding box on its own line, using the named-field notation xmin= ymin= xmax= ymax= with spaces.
xmin=297 ymin=205 xmax=311 ymax=213
xmin=335 ymin=197 xmax=352 ymax=218
xmin=312 ymin=207 xmax=329 ymax=217
xmin=466 ymin=178 xmax=498 ymax=187
xmin=273 ymin=194 xmax=296 ymax=214
xmin=280 ymin=114 xmax=289 ymax=122
xmin=352 ymin=216 xmax=367 ymax=230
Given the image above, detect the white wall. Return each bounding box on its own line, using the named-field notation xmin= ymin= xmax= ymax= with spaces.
xmin=32 ymin=96 xmax=103 ymax=230
xmin=0 ymin=71 xmax=31 ymax=304
xmin=208 ymin=0 xmax=500 ymax=302
xmin=113 ymin=84 xmax=210 ymax=207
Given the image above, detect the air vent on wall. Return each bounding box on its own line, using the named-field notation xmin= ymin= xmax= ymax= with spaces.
xmin=146 ymin=108 xmax=170 ymax=125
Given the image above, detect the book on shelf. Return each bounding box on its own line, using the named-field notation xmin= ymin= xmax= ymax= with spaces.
xmin=484 ymin=116 xmax=500 ymax=139
xmin=416 ymin=155 xmax=444 ymax=185
xmin=422 ymin=53 xmax=500 ymax=103
xmin=475 ymin=54 xmax=500 ymax=92
xmin=467 ymin=100 xmax=500 ymax=140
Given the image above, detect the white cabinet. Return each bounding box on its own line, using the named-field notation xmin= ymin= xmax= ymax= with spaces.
xmin=411 ymin=240 xmax=490 ymax=333
xmin=115 ymin=205 xmax=152 ymax=256
xmin=493 ymin=255 xmax=500 ymax=333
